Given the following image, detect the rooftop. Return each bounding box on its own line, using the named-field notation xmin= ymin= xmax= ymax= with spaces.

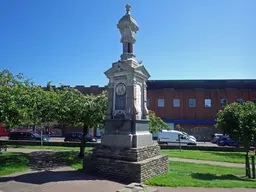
xmin=147 ymin=79 xmax=256 ymax=90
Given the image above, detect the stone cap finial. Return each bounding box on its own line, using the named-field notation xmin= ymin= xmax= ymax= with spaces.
xmin=125 ymin=4 xmax=131 ymax=15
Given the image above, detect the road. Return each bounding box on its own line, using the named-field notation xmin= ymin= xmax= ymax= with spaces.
xmin=1 ymin=136 xmax=217 ymax=146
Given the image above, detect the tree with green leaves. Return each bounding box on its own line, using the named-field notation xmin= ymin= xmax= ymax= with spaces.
xmin=148 ymin=110 xmax=170 ymax=133
xmin=0 ymin=69 xmax=60 ymax=132
xmin=0 ymin=70 xmax=31 ymax=129
xmin=175 ymin=124 xmax=184 ymax=132
xmin=0 ymin=85 xmax=28 ymax=129
xmin=58 ymin=88 xmax=108 ymax=157
xmin=215 ymin=101 xmax=256 ymax=177
xmin=0 ymin=69 xmax=24 ymax=86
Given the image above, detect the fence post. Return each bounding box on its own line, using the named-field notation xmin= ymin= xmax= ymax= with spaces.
xmin=40 ymin=128 xmax=43 ymax=147
xmin=252 ymin=156 xmax=255 ymax=179
xmin=179 ymin=135 xmax=181 ymax=151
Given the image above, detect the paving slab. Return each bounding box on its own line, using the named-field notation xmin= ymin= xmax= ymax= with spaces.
xmin=0 ymin=167 xmax=124 ymax=192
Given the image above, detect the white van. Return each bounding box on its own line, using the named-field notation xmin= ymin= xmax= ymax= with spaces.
xmin=158 ymin=130 xmax=197 ymax=145
xmin=181 ymin=131 xmax=197 ymax=141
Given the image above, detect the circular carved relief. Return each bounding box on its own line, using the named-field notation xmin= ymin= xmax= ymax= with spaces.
xmin=115 ymin=83 xmax=126 ymax=96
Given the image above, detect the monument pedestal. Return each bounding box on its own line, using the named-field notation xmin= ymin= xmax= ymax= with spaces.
xmin=83 ymin=144 xmax=168 ymax=183
xmin=102 ymin=119 xmax=154 ymax=148
xmin=83 ymin=119 xmax=168 ymax=183
xmin=82 ymin=4 xmax=169 ymax=183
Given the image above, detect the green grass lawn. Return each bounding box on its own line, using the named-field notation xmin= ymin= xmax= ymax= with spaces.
xmin=0 ymin=152 xmax=30 ymax=176
xmin=7 ymin=145 xmax=255 ymax=164
xmin=8 ymin=145 xmax=93 ymax=152
xmin=0 ymin=150 xmax=85 ymax=176
xmin=145 ymin=161 xmax=256 ymax=188
xmin=161 ymin=149 xmax=254 ymax=164
xmin=2 ymin=150 xmax=256 ymax=188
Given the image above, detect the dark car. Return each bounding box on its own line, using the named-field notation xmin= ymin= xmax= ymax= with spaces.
xmin=9 ymin=131 xmax=50 ymax=141
xmin=217 ymin=136 xmax=240 ymax=147
xmin=64 ymin=132 xmax=97 ymax=142
xmin=211 ymin=133 xmax=223 ymax=144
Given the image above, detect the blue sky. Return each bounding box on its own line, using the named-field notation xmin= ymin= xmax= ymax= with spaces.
xmin=0 ymin=0 xmax=255 ymax=86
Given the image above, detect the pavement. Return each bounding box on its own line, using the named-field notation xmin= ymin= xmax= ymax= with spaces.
xmin=0 ymin=167 xmax=124 ymax=192
xmin=7 ymin=148 xmax=57 ymax=153
xmin=0 ymin=167 xmax=255 ymax=192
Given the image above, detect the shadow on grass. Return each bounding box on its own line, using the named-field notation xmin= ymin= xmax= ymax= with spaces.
xmin=191 ymin=173 xmax=253 ymax=182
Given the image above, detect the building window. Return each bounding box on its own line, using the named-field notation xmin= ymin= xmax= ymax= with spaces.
xmin=220 ymin=99 xmax=228 ymax=107
xmin=236 ymin=98 xmax=244 ymax=104
xmin=253 ymin=99 xmax=256 ymax=104
xmin=173 ymin=99 xmax=180 ymax=107
xmin=146 ymin=99 xmax=149 ymax=107
xmin=188 ymin=98 xmax=196 ymax=108
xmin=158 ymin=99 xmax=165 ymax=107
xmin=205 ymin=99 xmax=212 ymax=108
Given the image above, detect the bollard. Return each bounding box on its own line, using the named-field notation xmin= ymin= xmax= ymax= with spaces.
xmin=252 ymin=156 xmax=255 ymax=179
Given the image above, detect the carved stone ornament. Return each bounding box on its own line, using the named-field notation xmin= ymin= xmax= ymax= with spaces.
xmin=116 ymin=83 xmax=126 ymax=96
xmin=115 ymin=65 xmax=123 ymax=73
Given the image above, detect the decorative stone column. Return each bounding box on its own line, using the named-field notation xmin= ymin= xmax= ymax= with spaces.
xmin=83 ymin=4 xmax=168 ymax=183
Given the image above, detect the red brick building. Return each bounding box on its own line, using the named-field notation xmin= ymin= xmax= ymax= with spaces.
xmin=147 ymin=79 xmax=256 ymax=140
xmin=56 ymin=79 xmax=256 ymax=140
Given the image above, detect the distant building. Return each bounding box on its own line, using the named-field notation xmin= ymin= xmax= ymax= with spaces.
xmin=62 ymin=79 xmax=256 ymax=140
xmin=147 ymin=79 xmax=256 ymax=140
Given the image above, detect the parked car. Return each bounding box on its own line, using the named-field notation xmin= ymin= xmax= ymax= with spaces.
xmin=216 ymin=136 xmax=240 ymax=147
xmin=64 ymin=132 xmax=97 ymax=142
xmin=158 ymin=130 xmax=197 ymax=145
xmin=9 ymin=131 xmax=50 ymax=141
xmin=0 ymin=125 xmax=10 ymax=137
xmin=211 ymin=133 xmax=223 ymax=144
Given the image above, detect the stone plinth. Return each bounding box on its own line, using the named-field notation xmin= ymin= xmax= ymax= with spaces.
xmin=83 ymin=145 xmax=168 ymax=183
xmin=102 ymin=119 xmax=154 ymax=148
xmin=93 ymin=144 xmax=161 ymax=162
xmin=117 ymin=183 xmax=159 ymax=192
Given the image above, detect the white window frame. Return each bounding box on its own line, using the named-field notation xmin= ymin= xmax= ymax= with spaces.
xmin=204 ymin=99 xmax=212 ymax=108
xmin=157 ymin=99 xmax=165 ymax=108
xmin=188 ymin=98 xmax=196 ymax=108
xmin=173 ymin=99 xmax=180 ymax=108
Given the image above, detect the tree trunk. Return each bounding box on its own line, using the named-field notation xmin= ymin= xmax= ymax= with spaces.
xmin=78 ymin=123 xmax=88 ymax=158
xmin=245 ymin=151 xmax=251 ymax=178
